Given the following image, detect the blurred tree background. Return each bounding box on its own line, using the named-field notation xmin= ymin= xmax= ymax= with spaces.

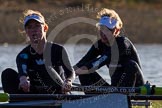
xmin=0 ymin=0 xmax=162 ymax=44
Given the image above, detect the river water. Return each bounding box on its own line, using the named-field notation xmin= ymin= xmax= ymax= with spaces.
xmin=0 ymin=44 xmax=162 ymax=87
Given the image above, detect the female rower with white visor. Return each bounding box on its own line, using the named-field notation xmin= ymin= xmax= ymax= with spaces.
xmin=74 ymin=8 xmax=145 ymax=93
xmin=1 ymin=9 xmax=75 ymax=94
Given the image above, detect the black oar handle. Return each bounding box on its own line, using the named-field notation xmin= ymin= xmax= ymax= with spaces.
xmin=7 ymin=94 xmax=162 ymax=102
xmin=9 ymin=94 xmax=95 ymax=102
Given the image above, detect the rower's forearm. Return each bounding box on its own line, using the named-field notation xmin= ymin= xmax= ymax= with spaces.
xmin=75 ymin=66 xmax=89 ymax=75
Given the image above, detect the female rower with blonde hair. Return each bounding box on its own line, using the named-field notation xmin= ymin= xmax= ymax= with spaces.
xmin=74 ymin=8 xmax=144 ymax=92
xmin=1 ymin=9 xmax=75 ymax=94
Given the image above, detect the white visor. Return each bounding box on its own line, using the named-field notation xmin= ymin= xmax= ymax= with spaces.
xmin=97 ymin=16 xmax=117 ymax=29
xmin=24 ymin=14 xmax=44 ymax=27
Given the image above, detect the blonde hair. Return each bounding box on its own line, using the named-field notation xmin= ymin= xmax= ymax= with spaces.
xmin=97 ymin=8 xmax=123 ymax=29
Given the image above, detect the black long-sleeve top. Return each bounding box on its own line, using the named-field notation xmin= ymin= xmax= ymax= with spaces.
xmin=75 ymin=36 xmax=142 ymax=76
xmin=16 ymin=42 xmax=75 ymax=88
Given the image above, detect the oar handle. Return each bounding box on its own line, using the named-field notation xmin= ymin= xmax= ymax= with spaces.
xmin=0 ymin=94 xmax=96 ymax=102
xmin=1 ymin=93 xmax=162 ymax=102
xmin=1 ymin=86 xmax=162 ymax=102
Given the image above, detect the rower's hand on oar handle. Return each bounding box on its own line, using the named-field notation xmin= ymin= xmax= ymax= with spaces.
xmin=62 ymin=79 xmax=72 ymax=93
xmin=19 ymin=76 xmax=30 ymax=92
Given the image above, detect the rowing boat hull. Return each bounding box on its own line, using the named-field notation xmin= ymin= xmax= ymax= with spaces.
xmin=0 ymin=94 xmax=129 ymax=108
xmin=62 ymin=93 xmax=129 ymax=108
